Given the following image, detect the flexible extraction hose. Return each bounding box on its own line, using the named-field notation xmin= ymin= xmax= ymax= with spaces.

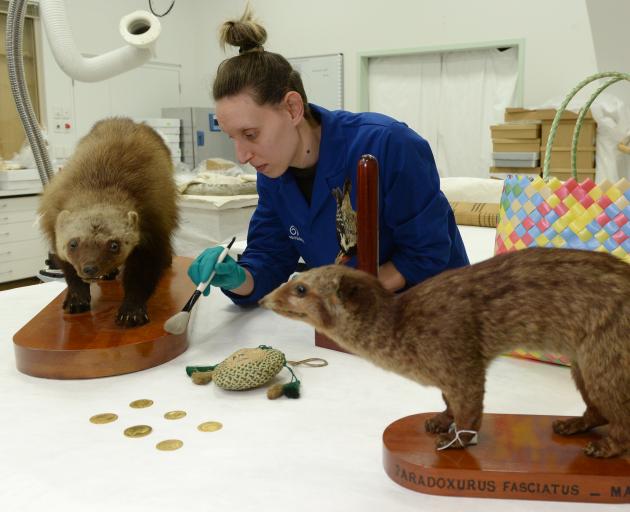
xmin=6 ymin=0 xmax=162 ymax=186
xmin=6 ymin=0 xmax=53 ymax=185
xmin=40 ymin=0 xmax=161 ymax=83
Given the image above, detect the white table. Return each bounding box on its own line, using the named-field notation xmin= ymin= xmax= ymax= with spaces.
xmin=0 ymin=227 xmax=621 ymax=512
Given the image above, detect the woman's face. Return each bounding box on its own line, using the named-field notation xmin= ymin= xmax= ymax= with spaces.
xmin=216 ymin=92 xmax=301 ymax=179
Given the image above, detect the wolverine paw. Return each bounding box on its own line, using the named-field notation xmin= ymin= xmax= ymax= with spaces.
xmin=63 ymin=291 xmax=91 ymax=314
xmin=116 ymin=304 xmax=149 ymax=327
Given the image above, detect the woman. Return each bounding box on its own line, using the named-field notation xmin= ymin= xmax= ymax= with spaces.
xmin=188 ymin=7 xmax=468 ymax=305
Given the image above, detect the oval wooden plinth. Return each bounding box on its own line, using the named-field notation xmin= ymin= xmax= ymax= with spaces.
xmin=13 ymin=257 xmax=195 ymax=380
xmin=383 ymin=413 xmax=630 ymax=504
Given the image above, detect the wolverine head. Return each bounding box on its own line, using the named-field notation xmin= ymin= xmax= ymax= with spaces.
xmin=55 ymin=206 xmax=141 ymax=281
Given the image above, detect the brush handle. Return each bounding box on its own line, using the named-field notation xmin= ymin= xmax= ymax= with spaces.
xmin=185 ymin=238 xmax=235 ymax=311
xmin=196 ymin=268 xmax=218 ymax=295
xmin=182 ymin=289 xmax=203 ymax=313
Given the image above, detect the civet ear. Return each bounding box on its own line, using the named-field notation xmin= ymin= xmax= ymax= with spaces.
xmin=336 ymin=274 xmax=362 ymax=303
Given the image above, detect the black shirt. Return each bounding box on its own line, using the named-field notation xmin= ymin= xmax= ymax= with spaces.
xmin=289 ymin=165 xmax=317 ymax=205
xmin=288 ymin=108 xmax=322 ymax=206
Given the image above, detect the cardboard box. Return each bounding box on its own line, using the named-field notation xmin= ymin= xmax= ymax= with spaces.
xmin=449 ymin=201 xmax=499 ymax=228
xmin=504 ymin=108 xmax=594 ymax=122
xmin=493 ymin=158 xmax=539 ymax=168
xmin=491 ymin=151 xmax=538 ymax=161
xmin=545 ymin=169 xmax=596 ymax=182
xmin=489 ymin=167 xmax=541 ymax=179
xmin=541 ymin=120 xmax=596 ymax=147
xmin=490 ymin=166 xmax=542 ymax=176
xmin=490 ymin=123 xmax=540 ymax=139
xmin=493 ymin=138 xmax=541 ymax=152
xmin=540 ymin=147 xmax=596 ymax=168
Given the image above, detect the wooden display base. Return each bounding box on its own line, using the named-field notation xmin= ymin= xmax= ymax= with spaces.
xmin=13 ymin=257 xmax=194 ymax=380
xmin=383 ymin=413 xmax=630 ymax=504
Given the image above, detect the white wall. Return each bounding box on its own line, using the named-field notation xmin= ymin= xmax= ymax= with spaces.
xmin=194 ymin=0 xmax=599 ymax=111
xmin=36 ymin=0 xmax=207 ymax=156
xmin=36 ymin=0 xmax=630 ymax=159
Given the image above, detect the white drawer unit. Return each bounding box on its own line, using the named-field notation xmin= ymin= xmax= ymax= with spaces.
xmin=0 ymin=255 xmax=47 ymax=283
xmin=0 ymin=219 xmax=42 ymax=244
xmin=0 ymin=194 xmax=39 ymax=212
xmin=0 ymin=194 xmax=48 ymax=284
xmin=0 ymin=238 xmax=48 ymax=264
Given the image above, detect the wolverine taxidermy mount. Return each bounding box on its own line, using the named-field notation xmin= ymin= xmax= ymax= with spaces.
xmin=38 ymin=118 xmax=179 ymax=327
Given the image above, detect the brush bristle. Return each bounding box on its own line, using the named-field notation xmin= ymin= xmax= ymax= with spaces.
xmin=163 ymin=311 xmax=191 ymax=335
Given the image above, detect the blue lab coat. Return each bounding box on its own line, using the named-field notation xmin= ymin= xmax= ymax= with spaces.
xmin=225 ymin=104 xmax=469 ymax=305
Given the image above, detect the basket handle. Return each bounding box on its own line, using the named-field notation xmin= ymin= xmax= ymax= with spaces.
xmin=542 ymin=71 xmax=630 ymax=180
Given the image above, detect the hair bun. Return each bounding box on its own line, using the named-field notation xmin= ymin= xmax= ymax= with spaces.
xmin=219 ymin=5 xmax=267 ymax=52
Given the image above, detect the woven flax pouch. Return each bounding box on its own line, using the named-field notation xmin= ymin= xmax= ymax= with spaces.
xmin=212 ymin=347 xmax=285 ymax=390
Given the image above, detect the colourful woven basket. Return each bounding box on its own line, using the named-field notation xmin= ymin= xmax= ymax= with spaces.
xmin=495 ymin=72 xmax=630 ymax=366
xmin=495 ymin=175 xmax=630 ymax=261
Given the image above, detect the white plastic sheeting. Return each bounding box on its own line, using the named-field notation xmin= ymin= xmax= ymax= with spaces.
xmin=368 ymin=47 xmax=519 ymax=178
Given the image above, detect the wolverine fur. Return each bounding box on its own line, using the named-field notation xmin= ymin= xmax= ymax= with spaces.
xmin=38 ymin=117 xmax=178 ymax=327
xmin=261 ymin=247 xmax=630 ymax=458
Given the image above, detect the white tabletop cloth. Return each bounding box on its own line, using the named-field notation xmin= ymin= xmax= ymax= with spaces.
xmin=0 ymin=227 xmax=623 ymax=512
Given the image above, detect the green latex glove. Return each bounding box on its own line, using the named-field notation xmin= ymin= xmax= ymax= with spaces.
xmin=188 ymin=247 xmax=246 ymax=296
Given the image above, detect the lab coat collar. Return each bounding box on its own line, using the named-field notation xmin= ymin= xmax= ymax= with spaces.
xmin=279 ymin=104 xmax=348 ymax=223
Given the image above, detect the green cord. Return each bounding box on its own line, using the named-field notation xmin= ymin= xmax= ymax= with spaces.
xmin=569 ymin=77 xmax=622 ymax=175
xmin=185 ymin=365 xmax=216 ymax=377
xmin=284 ymin=363 xmax=300 ymax=384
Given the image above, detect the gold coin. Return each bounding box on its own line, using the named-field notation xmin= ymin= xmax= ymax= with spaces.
xmin=156 ymin=439 xmax=183 ymax=451
xmin=124 ymin=425 xmax=153 ymax=438
xmin=129 ymin=399 xmax=153 ymax=409
xmin=164 ymin=410 xmax=187 ymax=420
xmin=197 ymin=421 xmax=223 ymax=432
xmin=89 ymin=413 xmax=118 ymax=424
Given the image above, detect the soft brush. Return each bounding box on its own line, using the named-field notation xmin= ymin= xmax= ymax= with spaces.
xmin=164 ymin=237 xmax=236 ymax=335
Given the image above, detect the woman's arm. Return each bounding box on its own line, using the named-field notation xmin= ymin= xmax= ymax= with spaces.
xmin=227 ymin=267 xmax=254 ymax=296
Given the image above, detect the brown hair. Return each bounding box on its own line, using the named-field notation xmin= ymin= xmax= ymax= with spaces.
xmin=213 ymin=5 xmax=312 ymax=120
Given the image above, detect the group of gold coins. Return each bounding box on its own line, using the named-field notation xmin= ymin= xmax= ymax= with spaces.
xmin=89 ymin=398 xmax=222 ymax=451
